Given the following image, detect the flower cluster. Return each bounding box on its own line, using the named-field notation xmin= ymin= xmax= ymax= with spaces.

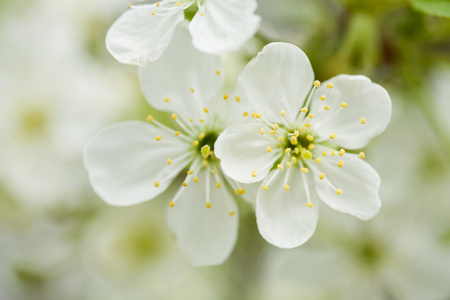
xmin=85 ymin=1 xmax=392 ymax=265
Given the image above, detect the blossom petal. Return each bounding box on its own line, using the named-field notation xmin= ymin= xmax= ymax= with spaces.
xmin=256 ymin=169 xmax=319 ymax=248
xmin=168 ymin=171 xmax=238 ymax=266
xmin=84 ymin=121 xmax=189 ymax=206
xmin=105 ymin=4 xmax=184 ymax=66
xmin=311 ymin=146 xmax=381 ymax=220
xmin=189 ymin=0 xmax=260 ymax=55
xmin=138 ymin=25 xmax=223 ymax=122
xmin=214 ymin=123 xmax=280 ymax=183
xmin=242 ymin=43 xmax=314 ymax=124
xmin=310 ymin=75 xmax=392 ymax=149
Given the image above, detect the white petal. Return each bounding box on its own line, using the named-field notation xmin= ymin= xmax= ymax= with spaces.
xmin=189 ymin=0 xmax=260 ymax=55
xmin=310 ymin=75 xmax=392 ymax=149
xmin=256 ymin=169 xmax=319 ymax=248
xmin=214 ymin=123 xmax=280 ymax=183
xmin=84 ymin=121 xmax=189 ymax=206
xmin=311 ymin=146 xmax=381 ymax=220
xmin=106 ymin=4 xmax=184 ymax=66
xmin=168 ymin=171 xmax=238 ymax=266
xmin=242 ymin=43 xmax=314 ymax=124
xmin=138 ymin=25 xmax=223 ymax=122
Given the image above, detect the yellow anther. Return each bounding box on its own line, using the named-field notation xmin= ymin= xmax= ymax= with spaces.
xmin=301 ymin=107 xmax=308 ymax=113
xmin=319 ymin=173 xmax=325 ymax=180
xmin=127 ymin=3 xmax=131 ymax=8
xmin=216 ymin=70 xmax=221 ymax=75
xmin=277 ymin=164 xmax=284 ymax=171
xmin=251 ymin=112 xmax=257 ymax=118
xmin=314 ymin=80 xmax=321 ymax=87
xmin=193 ymin=140 xmax=199 ymax=146
xmin=156 ymin=3 xmax=160 ymax=6
xmin=189 ymin=118 xmax=193 ymax=122
xmin=200 ymin=12 xmax=204 ymax=16
xmin=320 ymin=95 xmax=326 ymax=101
xmin=235 ymin=96 xmax=240 ymax=102
xmin=188 ymin=170 xmax=194 ymax=175
xmin=270 ymin=130 xmax=276 ymax=135
xmin=286 ymin=162 xmax=292 ymax=168
xmin=199 ymin=132 xmax=205 ymax=139
xmin=292 ymin=157 xmax=297 ymax=164
xmin=260 ymin=128 xmax=265 ymax=135
xmin=323 ymin=151 xmax=328 ymax=156
xmin=147 ymin=115 xmax=154 ymax=122
xmin=217 ymin=182 xmax=221 ymax=188
xmin=262 ymin=184 xmax=268 ymax=191
xmin=305 ymin=123 xmax=311 ymax=128
xmin=267 ymin=146 xmax=272 ymax=153
xmin=256 ymin=113 xmax=262 ymax=118
xmin=243 ymin=111 xmax=249 ymax=117
xmin=155 ymin=136 xmax=162 ymax=141
xmin=182 ymin=182 xmax=188 ymax=187
xmin=167 ymin=158 xmax=172 ymax=165
xmin=223 ymin=94 xmax=228 ymax=100
xmin=295 ymin=148 xmax=300 ymax=155
xmin=338 ymin=160 xmax=344 ymax=167
xmin=190 ymin=88 xmax=194 ymax=93
xmin=239 ymin=188 xmax=246 ymax=195
xmin=339 ymin=149 xmax=345 ymax=156
xmin=290 ymin=137 xmax=298 ymax=145
xmin=308 ymin=114 xmax=314 ymax=119
xmin=330 ymin=133 xmax=336 ymax=139
xmin=326 ymin=83 xmax=334 ymax=89
xmin=285 ymin=148 xmax=291 ymax=153
xmin=203 ymin=108 xmax=209 ymax=113
xmin=301 ymin=126 xmax=306 ymax=133
xmin=284 ymin=184 xmax=290 ymax=191
xmin=324 ymin=105 xmax=331 ymax=111
xmin=154 ymin=181 xmax=160 ymax=187
xmin=331 ymin=150 xmax=336 ymax=157
xmin=206 ymin=202 xmax=212 ymax=208
xmin=164 ymin=97 xmax=169 ymax=103
xmin=360 ymin=117 xmax=366 ymax=124
xmin=294 ymin=130 xmax=299 ymax=137
xmin=199 ymin=119 xmax=205 ymax=123
xmin=169 ymin=201 xmax=174 ymax=207
xmin=229 ymin=211 xmax=235 ymax=216
xmin=152 ymin=11 xmax=156 ymax=15
xmin=340 ymin=102 xmax=348 ymax=108
xmin=274 ymin=124 xmax=279 ymax=130
xmin=278 ymin=136 xmax=284 ymax=142
xmin=308 ymin=144 xmax=315 ymax=150
xmin=306 ymin=202 xmax=313 ymax=208
xmin=306 ymin=135 xmax=314 ymax=141
xmin=315 ymin=157 xmax=322 ymax=163
xmin=171 ymin=114 xmax=177 ymax=120
xmin=336 ymin=189 xmax=343 ymax=195
xmin=301 ymin=168 xmax=309 ymax=173
xmin=175 ymin=1 xmax=181 ymax=6
xmin=175 ymin=131 xmax=181 ymax=136
xmin=280 ymin=110 xmax=285 ymax=117
xmin=358 ymin=152 xmax=365 ymax=159
xmin=234 ymin=189 xmax=239 ymax=195
xmin=251 ymin=170 xmax=257 ymax=177
xmin=212 ymin=169 xmax=217 ymax=175
xmin=194 ymin=177 xmax=199 ymax=183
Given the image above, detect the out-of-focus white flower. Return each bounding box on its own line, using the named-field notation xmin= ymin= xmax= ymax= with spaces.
xmin=85 ymin=26 xmax=253 ymax=266
xmin=106 ymin=0 xmax=260 ymax=65
xmin=215 ymin=43 xmax=391 ymax=248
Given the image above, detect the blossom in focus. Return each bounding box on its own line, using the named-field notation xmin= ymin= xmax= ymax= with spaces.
xmin=215 ymin=43 xmax=392 ymax=248
xmin=106 ymin=0 xmax=260 ymax=66
xmin=84 ymin=27 xmax=253 ymax=266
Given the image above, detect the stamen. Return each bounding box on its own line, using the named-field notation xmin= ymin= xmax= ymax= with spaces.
xmin=192 ymin=140 xmax=199 ymax=146
xmin=251 ymin=112 xmax=257 ymax=118
xmin=326 ymin=83 xmax=333 ymax=89
xmin=323 ymin=151 xmax=328 ymax=156
xmin=194 ymin=177 xmax=199 ymax=183
xmin=182 ymin=182 xmax=188 ymax=187
xmin=273 ymin=124 xmax=279 ymax=130
xmin=190 ymin=88 xmax=194 ymax=93
xmin=331 ymin=150 xmax=336 ymax=156
xmin=277 ymin=164 xmax=284 ymax=171
xmin=203 ymin=108 xmax=209 ymax=113
xmin=278 ymin=136 xmax=284 ymax=142
xmin=320 ymin=95 xmax=326 ymax=101
xmin=319 ymin=173 xmax=325 ymax=180
xmin=285 ymin=148 xmax=291 ymax=153
xmin=256 ymin=113 xmax=262 ymax=119
xmin=172 ymin=114 xmax=177 ymax=120
xmin=337 ymin=160 xmax=344 ymax=167
xmin=251 ymin=170 xmax=257 ymax=177
xmin=167 ymin=158 xmax=172 ymax=165
xmin=229 ymin=211 xmax=235 ymax=216
xmin=262 ymin=184 xmax=268 ymax=191
xmin=199 ymin=132 xmax=205 ymax=139
xmin=260 ymin=128 xmax=265 ymax=135
xmin=339 ymin=149 xmax=345 ymax=156
xmin=243 ymin=112 xmax=249 ymax=117
xmin=315 ymin=157 xmax=322 ymax=163
xmin=175 ymin=131 xmax=181 ymax=136
xmin=267 ymin=146 xmax=272 ymax=152
xmin=286 ymin=162 xmax=292 ymax=168
xmin=223 ymin=94 xmax=228 ymax=100
xmin=235 ymin=96 xmax=240 ymax=102
xmin=301 ymin=108 xmax=308 ymax=113
xmin=314 ymin=80 xmax=321 ymax=87
xmin=308 ymin=114 xmax=314 ymax=119
xmin=216 ymin=70 xmax=221 ymax=75
xmin=270 ymin=130 xmax=276 ymax=135
xmin=308 ymin=144 xmax=315 ymax=150
xmin=188 ymin=170 xmax=194 ymax=175
xmin=152 ymin=11 xmax=156 ymax=15
xmin=169 ymin=201 xmax=174 ymax=207
xmin=306 ymin=135 xmax=314 ymax=141
xmin=359 ymin=152 xmax=365 ymax=159
xmin=301 ymin=168 xmax=309 ymax=173
xmin=199 ymin=119 xmax=205 ymax=123
xmin=360 ymin=117 xmax=366 ymax=124
xmin=336 ymin=189 xmax=343 ymax=195
xmin=284 ymin=184 xmax=290 ymax=191
xmin=280 ymin=110 xmax=285 ymax=117
xmin=154 ymin=181 xmax=159 ymax=187
xmin=155 ymin=136 xmax=162 ymax=141
xmin=147 ymin=115 xmax=154 ymax=122
xmin=324 ymin=105 xmax=330 ymax=110
xmin=340 ymin=102 xmax=347 ymax=108
xmin=164 ymin=97 xmax=169 ymax=103
xmin=330 ymin=133 xmax=336 ymax=139
xmin=217 ymin=182 xmax=221 ymax=188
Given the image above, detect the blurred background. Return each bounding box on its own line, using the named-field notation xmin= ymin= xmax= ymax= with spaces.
xmin=1 ymin=0 xmax=450 ymax=299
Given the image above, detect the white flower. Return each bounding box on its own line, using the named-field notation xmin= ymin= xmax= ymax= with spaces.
xmin=215 ymin=43 xmax=392 ymax=249
xmin=106 ymin=0 xmax=260 ymax=66
xmin=84 ymin=27 xmax=252 ymax=266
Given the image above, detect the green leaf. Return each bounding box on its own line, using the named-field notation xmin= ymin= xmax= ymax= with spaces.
xmin=412 ymin=0 xmax=450 ymax=18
